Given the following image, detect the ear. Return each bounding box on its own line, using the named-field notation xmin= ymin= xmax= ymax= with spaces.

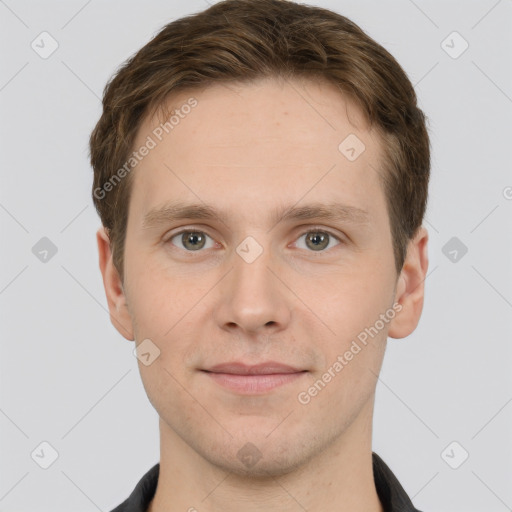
xmin=388 ymin=226 xmax=429 ymax=339
xmin=96 ymin=226 xmax=135 ymax=341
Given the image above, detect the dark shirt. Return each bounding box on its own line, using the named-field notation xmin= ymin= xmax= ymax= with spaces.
xmin=110 ymin=452 xmax=422 ymax=512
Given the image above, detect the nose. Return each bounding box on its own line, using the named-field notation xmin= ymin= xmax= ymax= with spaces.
xmin=213 ymin=238 xmax=292 ymax=339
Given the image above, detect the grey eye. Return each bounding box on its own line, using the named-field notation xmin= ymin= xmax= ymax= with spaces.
xmin=296 ymin=231 xmax=340 ymax=252
xmin=170 ymin=231 xmax=214 ymax=251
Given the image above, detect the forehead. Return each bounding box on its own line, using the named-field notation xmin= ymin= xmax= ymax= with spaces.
xmin=129 ymin=76 xmax=387 ymax=225
xmin=148 ymin=76 xmax=374 ymax=152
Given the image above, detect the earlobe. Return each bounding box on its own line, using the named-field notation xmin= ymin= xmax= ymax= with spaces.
xmin=96 ymin=226 xmax=135 ymax=341
xmin=388 ymin=226 xmax=429 ymax=339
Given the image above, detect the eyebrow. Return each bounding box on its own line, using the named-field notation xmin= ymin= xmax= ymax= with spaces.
xmin=142 ymin=200 xmax=370 ymax=230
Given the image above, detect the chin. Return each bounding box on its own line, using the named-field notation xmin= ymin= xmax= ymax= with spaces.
xmin=199 ymin=430 xmax=318 ymax=479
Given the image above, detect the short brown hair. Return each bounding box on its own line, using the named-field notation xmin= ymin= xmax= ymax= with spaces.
xmin=90 ymin=0 xmax=430 ymax=284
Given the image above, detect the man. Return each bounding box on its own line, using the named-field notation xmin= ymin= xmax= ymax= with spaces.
xmin=91 ymin=0 xmax=430 ymax=510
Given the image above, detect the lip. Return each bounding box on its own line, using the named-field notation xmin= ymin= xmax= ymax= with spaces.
xmin=204 ymin=361 xmax=304 ymax=375
xmin=201 ymin=361 xmax=307 ymax=394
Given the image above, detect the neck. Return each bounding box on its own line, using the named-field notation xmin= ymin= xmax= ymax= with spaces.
xmin=148 ymin=401 xmax=384 ymax=512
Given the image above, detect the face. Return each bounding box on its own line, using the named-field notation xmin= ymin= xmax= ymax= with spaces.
xmin=98 ymin=76 xmax=426 ymax=477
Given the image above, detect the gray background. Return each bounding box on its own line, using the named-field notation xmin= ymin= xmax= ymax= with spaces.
xmin=1 ymin=0 xmax=511 ymax=511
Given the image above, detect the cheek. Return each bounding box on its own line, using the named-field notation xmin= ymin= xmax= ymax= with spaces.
xmin=126 ymin=260 xmax=203 ymax=373
xmin=322 ymin=270 xmax=394 ymax=341
xmin=125 ymin=255 xmax=184 ymax=339
xmin=307 ymin=272 xmax=392 ymax=402
xmin=306 ymin=309 xmax=387 ymax=412
xmin=137 ymin=358 xmax=190 ymax=426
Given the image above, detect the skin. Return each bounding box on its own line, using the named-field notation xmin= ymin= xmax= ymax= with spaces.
xmin=97 ymin=76 xmax=428 ymax=512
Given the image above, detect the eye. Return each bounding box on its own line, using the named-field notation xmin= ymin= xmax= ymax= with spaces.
xmin=294 ymin=229 xmax=341 ymax=252
xmin=166 ymin=228 xmax=343 ymax=253
xmin=168 ymin=230 xmax=216 ymax=251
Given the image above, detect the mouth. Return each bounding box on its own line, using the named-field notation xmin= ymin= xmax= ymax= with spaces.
xmin=200 ymin=361 xmax=308 ymax=394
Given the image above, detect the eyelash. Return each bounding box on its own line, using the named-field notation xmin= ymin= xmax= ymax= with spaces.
xmin=165 ymin=226 xmax=344 ymax=254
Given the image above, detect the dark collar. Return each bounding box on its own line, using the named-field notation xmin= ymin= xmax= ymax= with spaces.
xmin=372 ymin=452 xmax=422 ymax=512
xmin=110 ymin=452 xmax=422 ymax=512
